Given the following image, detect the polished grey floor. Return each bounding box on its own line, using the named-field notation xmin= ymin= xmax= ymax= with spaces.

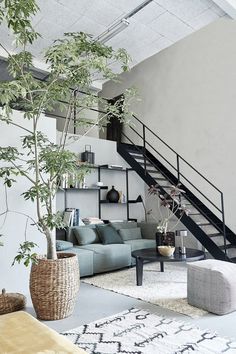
xmin=26 ymin=275 xmax=236 ymax=340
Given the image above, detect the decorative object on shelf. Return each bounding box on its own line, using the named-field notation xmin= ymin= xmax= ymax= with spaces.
xmin=81 ymin=145 xmax=95 ymax=165
xmin=106 ymin=186 xmax=119 ymax=203
xmin=0 ymin=289 xmax=26 ymax=315
xmin=96 ymin=181 xmax=104 ymax=187
xmin=176 ymin=230 xmax=188 ymax=255
xmin=157 ymin=246 xmax=175 ymax=257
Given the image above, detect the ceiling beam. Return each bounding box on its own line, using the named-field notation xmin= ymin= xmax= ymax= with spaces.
xmin=212 ymin=0 xmax=236 ymax=18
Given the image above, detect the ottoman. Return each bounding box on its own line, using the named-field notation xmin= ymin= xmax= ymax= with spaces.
xmin=187 ymin=259 xmax=236 ymax=315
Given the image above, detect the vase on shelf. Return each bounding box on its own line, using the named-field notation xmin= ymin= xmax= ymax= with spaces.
xmin=106 ymin=186 xmax=119 ymax=203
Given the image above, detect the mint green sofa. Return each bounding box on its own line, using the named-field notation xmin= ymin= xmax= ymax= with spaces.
xmin=58 ymin=222 xmax=157 ymax=277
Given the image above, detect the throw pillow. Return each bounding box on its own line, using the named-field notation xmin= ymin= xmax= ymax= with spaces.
xmin=96 ymin=224 xmax=124 ymax=245
xmin=119 ymin=227 xmax=142 ymax=241
xmin=56 ymin=240 xmax=73 ymax=251
xmin=73 ymin=227 xmax=100 ymax=245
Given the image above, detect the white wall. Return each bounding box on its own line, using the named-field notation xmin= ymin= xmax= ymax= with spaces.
xmin=56 ymin=132 xmax=146 ymax=222
xmin=0 ymin=111 xmax=56 ymax=294
xmin=101 ymin=17 xmax=236 ymax=234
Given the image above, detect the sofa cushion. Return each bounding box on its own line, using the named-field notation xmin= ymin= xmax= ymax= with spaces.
xmin=66 ymin=247 xmax=94 ymax=277
xmin=56 ymin=240 xmax=73 ymax=251
xmin=110 ymin=221 xmax=137 ymax=231
xmin=96 ymin=224 xmax=123 ymax=244
xmin=74 ymin=227 xmax=99 ymax=245
xmin=119 ymin=227 xmax=142 ymax=241
xmin=137 ymin=222 xmax=158 ymax=239
xmin=78 ymin=244 xmax=131 ymax=273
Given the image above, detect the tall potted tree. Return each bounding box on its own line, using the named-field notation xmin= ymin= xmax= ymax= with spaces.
xmin=0 ymin=1 xmax=135 ymax=320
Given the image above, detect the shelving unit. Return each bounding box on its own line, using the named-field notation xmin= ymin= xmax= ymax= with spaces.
xmin=58 ymin=164 xmax=141 ymax=221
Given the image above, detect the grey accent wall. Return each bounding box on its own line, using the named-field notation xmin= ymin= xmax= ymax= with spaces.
xmin=101 ymin=17 xmax=236 ymax=233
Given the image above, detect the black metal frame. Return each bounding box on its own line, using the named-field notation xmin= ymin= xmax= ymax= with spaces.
xmin=117 ymin=115 xmax=236 ymax=261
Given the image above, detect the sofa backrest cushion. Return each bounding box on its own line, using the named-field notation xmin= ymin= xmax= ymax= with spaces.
xmin=66 ymin=225 xmax=100 ymax=245
xmin=73 ymin=226 xmax=100 ymax=245
xmin=56 ymin=240 xmax=73 ymax=251
xmin=96 ymin=224 xmax=124 ymax=245
xmin=110 ymin=221 xmax=137 ymax=231
xmin=119 ymin=227 xmax=142 ymax=241
xmin=138 ymin=222 xmax=158 ymax=239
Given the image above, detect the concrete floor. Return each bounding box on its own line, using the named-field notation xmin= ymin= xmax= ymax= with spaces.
xmin=26 ymin=278 xmax=236 ymax=340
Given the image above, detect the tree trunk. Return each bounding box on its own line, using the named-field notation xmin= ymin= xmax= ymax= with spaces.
xmin=46 ymin=230 xmax=57 ymax=260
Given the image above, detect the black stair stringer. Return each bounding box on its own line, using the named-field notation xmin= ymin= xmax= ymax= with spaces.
xmin=145 ymin=149 xmax=236 ymax=246
xmin=117 ymin=143 xmax=230 ymax=261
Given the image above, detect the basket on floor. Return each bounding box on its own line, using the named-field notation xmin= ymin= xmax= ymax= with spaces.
xmin=0 ymin=289 xmax=26 ymax=315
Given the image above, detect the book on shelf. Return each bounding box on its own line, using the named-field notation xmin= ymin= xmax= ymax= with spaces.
xmin=63 ymin=208 xmax=80 ymax=227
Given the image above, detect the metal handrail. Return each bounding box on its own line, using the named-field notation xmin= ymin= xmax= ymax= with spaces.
xmin=122 ymin=115 xmax=227 ymax=253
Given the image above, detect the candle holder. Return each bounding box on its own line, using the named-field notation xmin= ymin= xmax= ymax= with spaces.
xmin=175 ymin=230 xmax=188 ymax=255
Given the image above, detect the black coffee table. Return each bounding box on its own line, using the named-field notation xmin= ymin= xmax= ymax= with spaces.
xmin=132 ymin=248 xmax=205 ymax=286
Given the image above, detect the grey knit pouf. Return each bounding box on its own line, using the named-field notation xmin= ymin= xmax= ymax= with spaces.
xmin=187 ymin=259 xmax=236 ymax=315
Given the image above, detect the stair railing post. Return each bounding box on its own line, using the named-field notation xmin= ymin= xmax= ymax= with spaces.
xmin=221 ymin=192 xmax=227 ymax=258
xmin=176 ymin=154 xmax=180 ymax=182
xmin=143 ymin=124 xmax=146 ymax=175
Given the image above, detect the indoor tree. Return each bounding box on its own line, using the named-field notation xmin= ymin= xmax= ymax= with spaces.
xmin=0 ymin=0 xmax=136 ymax=262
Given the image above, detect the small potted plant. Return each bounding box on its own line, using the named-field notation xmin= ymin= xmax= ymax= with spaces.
xmin=148 ymin=184 xmax=189 ymax=248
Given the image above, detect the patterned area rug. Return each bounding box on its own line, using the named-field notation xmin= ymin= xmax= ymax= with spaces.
xmin=82 ymin=263 xmax=207 ymax=318
xmin=63 ymin=308 xmax=236 ymax=354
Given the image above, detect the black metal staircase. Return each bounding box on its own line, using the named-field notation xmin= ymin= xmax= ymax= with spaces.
xmin=117 ymin=115 xmax=236 ymax=262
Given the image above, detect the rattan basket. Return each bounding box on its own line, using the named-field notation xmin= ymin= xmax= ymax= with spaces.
xmin=30 ymin=253 xmax=79 ymax=320
xmin=0 ymin=288 xmax=26 ymax=315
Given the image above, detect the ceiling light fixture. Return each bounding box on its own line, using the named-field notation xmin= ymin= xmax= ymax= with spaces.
xmin=95 ymin=0 xmax=154 ymax=44
xmin=95 ymin=18 xmax=130 ymax=43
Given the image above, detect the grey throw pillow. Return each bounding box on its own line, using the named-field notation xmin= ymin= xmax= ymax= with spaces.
xmin=56 ymin=240 xmax=73 ymax=251
xmin=119 ymin=227 xmax=142 ymax=241
xmin=73 ymin=227 xmax=100 ymax=245
xmin=96 ymin=224 xmax=124 ymax=245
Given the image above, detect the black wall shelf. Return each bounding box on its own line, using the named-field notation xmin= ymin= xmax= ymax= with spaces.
xmin=59 ymin=164 xmax=138 ymax=221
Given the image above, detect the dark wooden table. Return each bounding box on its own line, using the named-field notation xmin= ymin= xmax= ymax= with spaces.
xmin=132 ymin=248 xmax=205 ymax=286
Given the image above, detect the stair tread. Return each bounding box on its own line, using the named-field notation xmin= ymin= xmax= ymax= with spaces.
xmin=219 ymin=244 xmax=236 ymax=250
xmin=196 ymin=222 xmax=211 ymax=226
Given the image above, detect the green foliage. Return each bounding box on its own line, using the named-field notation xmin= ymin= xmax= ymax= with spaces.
xmin=0 ymin=0 xmax=40 ymax=45
xmin=0 ymin=0 xmax=137 ymax=261
xmin=12 ymin=241 xmax=38 ymax=267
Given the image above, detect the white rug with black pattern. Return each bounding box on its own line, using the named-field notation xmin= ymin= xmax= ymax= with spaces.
xmin=62 ymin=308 xmax=236 ymax=354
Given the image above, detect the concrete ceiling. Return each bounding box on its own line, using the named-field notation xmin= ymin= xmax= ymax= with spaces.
xmin=0 ymin=0 xmax=230 ymax=75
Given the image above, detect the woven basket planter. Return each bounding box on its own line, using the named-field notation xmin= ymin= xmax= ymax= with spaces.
xmin=0 ymin=289 xmax=26 ymax=315
xmin=30 ymin=253 xmax=79 ymax=320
